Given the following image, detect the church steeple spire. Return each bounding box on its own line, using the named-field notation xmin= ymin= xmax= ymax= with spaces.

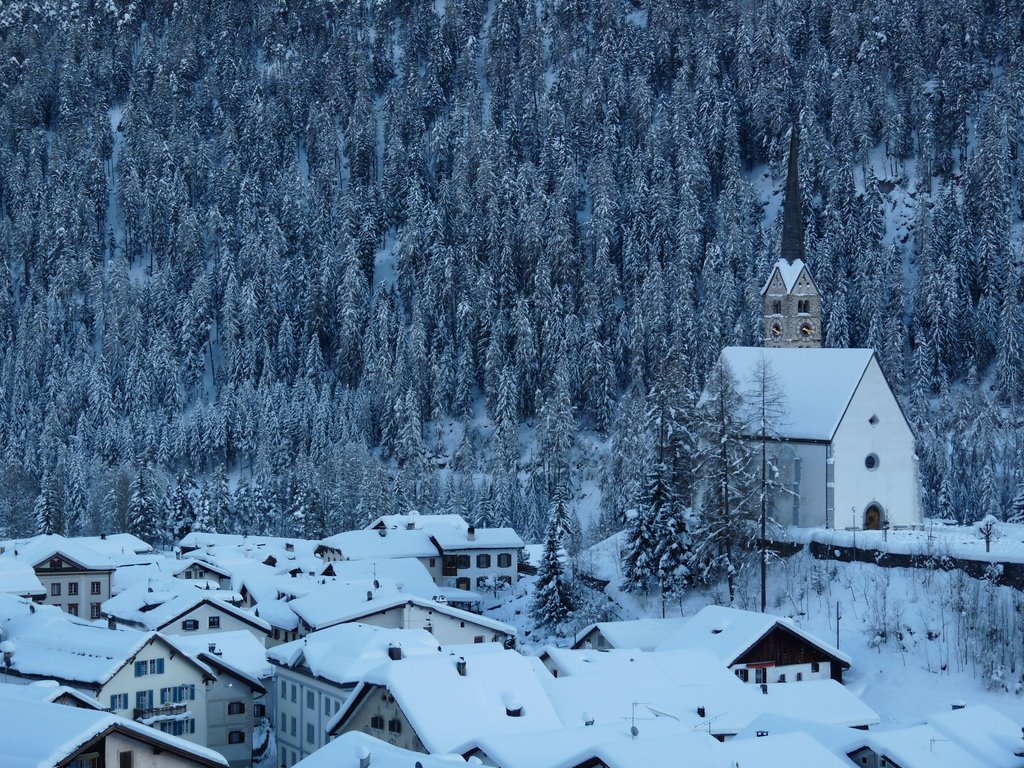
xmin=780 ymin=121 xmax=805 ymax=265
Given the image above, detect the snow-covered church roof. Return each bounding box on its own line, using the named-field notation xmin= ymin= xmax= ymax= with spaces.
xmin=716 ymin=346 xmax=876 ymax=442
xmin=761 ymin=258 xmax=814 ymax=295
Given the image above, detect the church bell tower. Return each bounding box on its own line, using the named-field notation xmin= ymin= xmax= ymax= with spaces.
xmin=761 ymin=123 xmax=822 ymax=349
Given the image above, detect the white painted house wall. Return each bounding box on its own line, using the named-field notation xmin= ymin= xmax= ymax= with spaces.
xmin=100 ymin=640 xmax=210 ymax=749
xmin=103 ymin=731 xmax=219 ymax=768
xmin=273 ymin=667 xmax=352 ymax=768
xmin=160 ymin=603 xmax=268 ymax=641
xmin=831 ymin=358 xmax=921 ymax=530
xmin=769 ymin=442 xmax=828 ymax=528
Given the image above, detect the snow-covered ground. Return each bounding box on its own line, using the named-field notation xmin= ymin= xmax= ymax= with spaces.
xmin=486 ymin=538 xmax=1024 ymax=730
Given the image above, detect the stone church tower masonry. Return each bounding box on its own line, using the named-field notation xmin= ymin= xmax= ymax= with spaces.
xmin=762 ymin=124 xmax=822 ymax=349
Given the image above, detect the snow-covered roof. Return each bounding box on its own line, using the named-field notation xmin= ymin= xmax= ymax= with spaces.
xmin=760 ymin=258 xmax=813 ymax=295
xmin=288 ymin=588 xmax=514 ymax=636
xmin=0 ymin=696 xmax=228 ymax=768
xmin=317 ymin=528 xmax=440 ymax=559
xmin=539 ymin=647 xmax=739 ymax=688
xmin=320 ymin=557 xmax=440 ymax=596
xmin=0 ymin=680 xmax=103 ymax=710
xmin=0 ymin=534 xmax=114 ymax=571
xmin=329 ymin=649 xmax=562 ymax=754
xmin=0 ymin=558 xmax=45 ymax=597
xmin=173 ymin=630 xmax=275 ymax=681
xmin=293 ymin=732 xmax=467 ymax=768
xmin=656 ymin=604 xmax=852 ymax=667
xmin=268 ymin=624 xmax=442 ymax=685
xmin=430 ymin=526 xmax=524 ymax=551
xmin=75 ymin=534 xmax=154 ymax=557
xmin=540 ymin=675 xmax=877 ymax=736
xmin=573 ymin=617 xmax=690 ymax=651
xmin=366 ymin=511 xmax=471 ymax=531
xmin=249 ymin=597 xmax=300 ymax=630
xmin=102 ymin=579 xmax=269 ymax=634
xmin=171 ymin=557 xmax=233 ymax=579
xmin=927 ymin=705 xmax=1024 ymax=768
xmin=716 ymin=346 xmax=875 ymax=441
xmin=0 ymin=594 xmax=213 ymax=688
xmin=862 ymin=724 xmax=994 ymax=768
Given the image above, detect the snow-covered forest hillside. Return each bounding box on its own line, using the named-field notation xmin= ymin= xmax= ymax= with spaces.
xmin=0 ymin=0 xmax=1022 ymax=543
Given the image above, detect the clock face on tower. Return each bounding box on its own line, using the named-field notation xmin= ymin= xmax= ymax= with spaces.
xmin=799 ymin=320 xmax=814 ymax=339
xmin=770 ymin=321 xmax=783 ymax=340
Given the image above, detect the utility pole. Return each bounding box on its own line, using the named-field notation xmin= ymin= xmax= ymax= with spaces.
xmin=836 ymin=601 xmax=841 ymax=649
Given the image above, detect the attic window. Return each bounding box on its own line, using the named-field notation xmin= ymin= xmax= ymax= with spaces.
xmin=868 ymin=415 xmax=879 ymax=426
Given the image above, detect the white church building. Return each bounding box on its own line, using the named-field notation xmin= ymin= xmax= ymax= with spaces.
xmin=706 ymin=125 xmax=921 ymax=532
xmin=718 ymin=345 xmax=922 ymax=531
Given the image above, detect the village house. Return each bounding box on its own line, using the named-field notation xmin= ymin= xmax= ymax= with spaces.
xmin=102 ymin=580 xmax=272 ymax=642
xmin=292 ymin=731 xmax=469 ymax=768
xmin=0 ymin=679 xmax=105 ymax=709
xmin=286 ymin=584 xmax=516 ymax=646
xmin=654 ymin=605 xmax=851 ymax=684
xmin=0 ymin=594 xmax=259 ymax=762
xmin=0 ymin=534 xmax=115 ymax=618
xmin=317 ymin=512 xmax=524 ymax=592
xmin=173 ymin=559 xmax=234 ymax=590
xmin=268 ymin=624 xmax=443 ymax=767
xmin=0 ymin=696 xmax=229 ymax=768
xmin=326 ymin=647 xmax=562 ymax=756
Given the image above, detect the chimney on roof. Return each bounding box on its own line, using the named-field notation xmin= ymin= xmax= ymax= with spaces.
xmin=760 ymin=684 xmax=768 ymax=695
xmin=366 ymin=590 xmax=374 ymax=602
xmin=456 ymin=657 xmax=467 ymax=677
xmin=100 ymin=533 xmax=107 ymax=540
xmin=467 ymin=526 xmax=476 ymax=542
xmin=208 ymin=643 xmax=217 ymax=654
xmin=107 ymin=616 xmax=116 ymax=630
xmin=388 ymin=644 xmax=402 ymax=661
xmin=582 ymin=712 xmax=594 ymax=726
xmin=697 ymin=706 xmax=706 ymax=718
xmin=358 ymin=746 xmax=371 ymax=768
xmin=951 ymin=701 xmax=966 ymax=710
xmin=780 ymin=118 xmax=805 ymax=265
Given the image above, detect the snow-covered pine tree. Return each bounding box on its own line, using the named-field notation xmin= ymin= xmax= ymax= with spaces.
xmin=530 ymin=499 xmax=576 ymax=630
xmin=165 ymin=472 xmax=196 ymax=544
xmin=34 ymin=467 xmax=62 ymax=536
xmin=127 ymin=465 xmax=159 ymax=544
xmin=690 ymin=359 xmax=757 ymax=603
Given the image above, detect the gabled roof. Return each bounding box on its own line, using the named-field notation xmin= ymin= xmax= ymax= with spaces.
xmin=316 ymin=528 xmax=440 ymax=560
xmin=927 ymin=705 xmax=1024 ymax=768
xmin=0 ymin=680 xmax=103 ymax=710
xmin=102 ymin=580 xmax=269 ymax=635
xmin=572 ymin=617 xmax=690 ymax=651
xmin=268 ymin=624 xmax=442 ymax=685
xmin=173 ymin=629 xmax=274 ymax=681
xmin=293 ymin=732 xmax=467 ymax=768
xmin=0 ymin=595 xmax=214 ymax=688
xmin=0 ymin=558 xmax=45 ymax=597
xmin=716 ymin=346 xmax=876 ymax=442
xmin=0 ymin=696 xmax=228 ymax=768
xmin=366 ymin=512 xmax=471 ymax=531
xmin=288 ymin=588 xmax=514 ymax=636
xmin=760 ymin=258 xmax=816 ymax=296
xmin=655 ymin=605 xmax=851 ymax=668
xmin=430 ymin=527 xmax=524 ymax=551
xmin=328 ymin=649 xmax=562 ymax=754
xmin=0 ymin=534 xmax=114 ymax=572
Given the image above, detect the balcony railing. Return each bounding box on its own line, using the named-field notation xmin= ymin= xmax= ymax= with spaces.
xmin=134 ymin=704 xmax=187 ymax=721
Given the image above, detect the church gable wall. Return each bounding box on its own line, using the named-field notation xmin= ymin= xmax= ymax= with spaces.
xmin=831 ymin=358 xmax=920 ymax=529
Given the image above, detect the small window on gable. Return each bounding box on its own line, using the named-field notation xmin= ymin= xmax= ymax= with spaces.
xmin=869 ymin=414 xmax=879 ymax=426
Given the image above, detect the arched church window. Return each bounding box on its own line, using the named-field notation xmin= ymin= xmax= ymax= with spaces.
xmin=772 ymin=300 xmax=782 ymax=315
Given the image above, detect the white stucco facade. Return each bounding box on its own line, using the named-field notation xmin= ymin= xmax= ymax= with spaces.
xmin=830 ymin=357 xmax=920 ymax=530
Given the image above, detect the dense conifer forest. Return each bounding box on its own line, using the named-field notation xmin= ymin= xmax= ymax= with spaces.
xmin=1 ymin=0 xmax=1023 ymax=552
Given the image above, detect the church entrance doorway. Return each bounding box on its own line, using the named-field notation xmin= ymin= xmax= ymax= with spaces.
xmin=864 ymin=505 xmax=882 ymax=531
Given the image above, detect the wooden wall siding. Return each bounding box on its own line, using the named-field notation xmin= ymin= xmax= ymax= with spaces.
xmin=734 ymin=626 xmax=845 ymax=682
